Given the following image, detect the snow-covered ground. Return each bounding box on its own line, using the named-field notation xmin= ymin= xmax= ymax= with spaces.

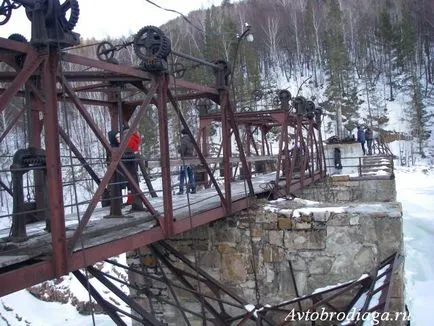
xmin=0 ymin=161 xmax=433 ymax=325
xmin=396 ymin=164 xmax=434 ymax=326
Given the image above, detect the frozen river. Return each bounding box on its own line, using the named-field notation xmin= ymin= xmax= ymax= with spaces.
xmin=396 ymin=166 xmax=434 ymax=326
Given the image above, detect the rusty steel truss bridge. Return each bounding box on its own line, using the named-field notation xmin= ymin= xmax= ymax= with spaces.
xmin=0 ymin=1 xmax=401 ymax=325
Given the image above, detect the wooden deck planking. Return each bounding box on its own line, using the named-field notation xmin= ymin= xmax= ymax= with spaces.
xmin=0 ymin=173 xmax=280 ymax=269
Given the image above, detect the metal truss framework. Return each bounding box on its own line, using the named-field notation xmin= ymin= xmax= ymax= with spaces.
xmin=73 ymin=241 xmax=402 ymax=325
xmin=0 ymin=4 xmax=325 ymax=310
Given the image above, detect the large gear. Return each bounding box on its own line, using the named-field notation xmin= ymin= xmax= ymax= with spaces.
xmin=25 ymin=0 xmax=79 ymax=32
xmin=0 ymin=0 xmax=12 ymax=25
xmin=58 ymin=0 xmax=79 ymax=31
xmin=133 ymin=26 xmax=171 ymax=62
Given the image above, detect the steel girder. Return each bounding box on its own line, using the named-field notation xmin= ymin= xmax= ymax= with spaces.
xmin=70 ymin=241 xmax=401 ymax=325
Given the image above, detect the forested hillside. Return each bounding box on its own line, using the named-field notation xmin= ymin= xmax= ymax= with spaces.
xmin=159 ymin=0 xmax=434 ymax=155
xmin=1 ymin=0 xmax=433 ymax=164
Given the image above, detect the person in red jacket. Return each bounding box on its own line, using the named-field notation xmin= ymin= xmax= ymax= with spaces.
xmin=121 ymin=124 xmax=145 ymax=211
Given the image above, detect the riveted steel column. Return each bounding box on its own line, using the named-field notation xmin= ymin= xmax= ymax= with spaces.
xmin=221 ymin=90 xmax=232 ymax=213
xmin=42 ymin=52 xmax=67 ymax=276
xmin=157 ymin=74 xmax=174 ymax=237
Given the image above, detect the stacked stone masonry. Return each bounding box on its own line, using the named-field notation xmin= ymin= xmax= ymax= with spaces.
xmin=128 ymin=176 xmax=404 ymax=325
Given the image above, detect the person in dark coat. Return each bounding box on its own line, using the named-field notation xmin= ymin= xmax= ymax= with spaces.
xmin=178 ymin=128 xmax=196 ymax=195
xmin=121 ymin=124 xmax=145 ymax=211
xmin=357 ymin=126 xmax=366 ymax=155
xmin=365 ymin=127 xmax=374 ymax=155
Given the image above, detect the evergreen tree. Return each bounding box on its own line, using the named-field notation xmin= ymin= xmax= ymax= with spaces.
xmin=407 ymin=73 xmax=433 ymax=156
xmin=396 ymin=0 xmax=417 ymax=70
xmin=322 ymin=0 xmax=359 ymax=138
xmin=375 ymin=9 xmax=398 ymax=101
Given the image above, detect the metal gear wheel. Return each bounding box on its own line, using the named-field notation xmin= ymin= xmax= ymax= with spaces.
xmin=96 ymin=41 xmax=116 ymax=62
xmin=58 ymin=0 xmax=80 ymax=31
xmin=0 ymin=0 xmax=12 ymax=25
xmin=8 ymin=33 xmax=27 ymax=43
xmin=133 ymin=25 xmax=171 ymax=61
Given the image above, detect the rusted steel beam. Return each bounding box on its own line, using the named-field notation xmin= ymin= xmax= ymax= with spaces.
xmin=226 ymin=99 xmax=254 ymax=195
xmin=151 ymin=245 xmax=228 ymax=325
xmin=0 ymin=260 xmax=56 ymax=298
xmin=73 ymin=270 xmax=129 ymax=325
xmin=0 ymin=87 xmax=113 ymax=107
xmin=62 ymin=52 xmax=151 ymax=79
xmin=67 ymin=80 xmax=159 ymax=253
xmin=125 ymin=91 xmax=219 ymax=106
xmin=61 ymin=54 xmax=217 ymax=96
xmin=167 ymin=89 xmax=227 ymax=209
xmin=86 ymin=266 xmax=166 ymax=325
xmin=42 ymin=52 xmax=68 ymax=277
xmin=0 ymin=37 xmax=33 ymax=53
xmin=0 ymin=52 xmax=43 ymax=114
xmin=221 ymin=91 xmax=232 ymax=213
xmin=72 ymin=81 xmax=111 ymax=92
xmin=168 ymin=75 xmax=219 ymax=95
xmin=171 ymin=50 xmax=221 ymax=69
xmin=173 ymin=198 xmax=248 ymax=233
xmin=156 ymin=74 xmax=174 ymax=237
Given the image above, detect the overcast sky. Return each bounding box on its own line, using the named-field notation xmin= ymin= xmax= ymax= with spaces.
xmin=0 ymin=0 xmax=232 ymax=40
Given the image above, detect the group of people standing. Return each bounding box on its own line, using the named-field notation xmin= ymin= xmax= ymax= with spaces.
xmin=107 ymin=125 xmax=197 ymax=210
xmin=357 ymin=126 xmax=374 ymax=156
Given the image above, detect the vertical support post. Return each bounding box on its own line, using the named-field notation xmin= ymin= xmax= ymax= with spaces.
xmin=42 ymin=52 xmax=67 ymax=276
xmin=245 ymin=124 xmax=252 ymax=174
xmin=200 ymin=123 xmax=209 ymax=187
xmin=157 ymin=75 xmax=174 ymax=237
xmin=30 ymin=94 xmax=46 ymax=222
xmin=221 ymin=91 xmax=232 ymax=214
xmin=107 ymin=89 xmax=123 ymax=217
xmin=261 ymin=126 xmax=266 ymax=156
xmin=283 ymin=117 xmax=291 ymax=195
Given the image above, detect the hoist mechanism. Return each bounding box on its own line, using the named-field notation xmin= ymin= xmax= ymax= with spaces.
xmin=96 ymin=25 xmax=230 ymax=80
xmin=0 ymin=0 xmax=80 ymax=48
xmin=95 ymin=25 xmax=172 ymax=73
xmin=133 ymin=25 xmax=171 ymax=72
